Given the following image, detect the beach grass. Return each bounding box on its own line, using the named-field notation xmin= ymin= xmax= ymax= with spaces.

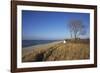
xmin=22 ymin=39 xmax=90 ymax=62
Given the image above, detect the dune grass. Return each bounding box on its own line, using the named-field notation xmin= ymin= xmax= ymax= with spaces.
xmin=22 ymin=39 xmax=90 ymax=62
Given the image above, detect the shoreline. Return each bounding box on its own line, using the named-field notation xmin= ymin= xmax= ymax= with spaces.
xmin=22 ymin=40 xmax=63 ymax=55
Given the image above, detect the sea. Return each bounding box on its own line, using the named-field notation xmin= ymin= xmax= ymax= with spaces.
xmin=22 ymin=40 xmax=58 ymax=48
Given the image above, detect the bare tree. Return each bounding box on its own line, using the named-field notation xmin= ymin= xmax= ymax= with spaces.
xmin=68 ymin=20 xmax=84 ymax=40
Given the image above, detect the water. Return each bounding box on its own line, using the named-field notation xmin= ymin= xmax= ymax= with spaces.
xmin=22 ymin=40 xmax=58 ymax=48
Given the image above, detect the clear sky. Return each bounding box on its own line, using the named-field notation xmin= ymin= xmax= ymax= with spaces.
xmin=22 ymin=10 xmax=90 ymax=40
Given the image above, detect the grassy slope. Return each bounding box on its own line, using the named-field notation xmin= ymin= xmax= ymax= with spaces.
xmin=22 ymin=40 xmax=90 ymax=62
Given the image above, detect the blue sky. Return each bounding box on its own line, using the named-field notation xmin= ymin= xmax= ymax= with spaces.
xmin=22 ymin=10 xmax=90 ymax=40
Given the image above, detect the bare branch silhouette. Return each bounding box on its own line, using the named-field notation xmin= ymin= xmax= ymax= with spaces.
xmin=68 ymin=20 xmax=85 ymax=40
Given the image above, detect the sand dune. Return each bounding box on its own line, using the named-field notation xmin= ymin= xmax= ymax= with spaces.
xmin=22 ymin=40 xmax=90 ymax=62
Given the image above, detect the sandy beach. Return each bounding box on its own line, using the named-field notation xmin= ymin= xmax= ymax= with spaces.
xmin=22 ymin=41 xmax=63 ymax=56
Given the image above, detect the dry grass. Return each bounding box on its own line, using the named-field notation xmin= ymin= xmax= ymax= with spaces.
xmin=22 ymin=40 xmax=90 ymax=62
